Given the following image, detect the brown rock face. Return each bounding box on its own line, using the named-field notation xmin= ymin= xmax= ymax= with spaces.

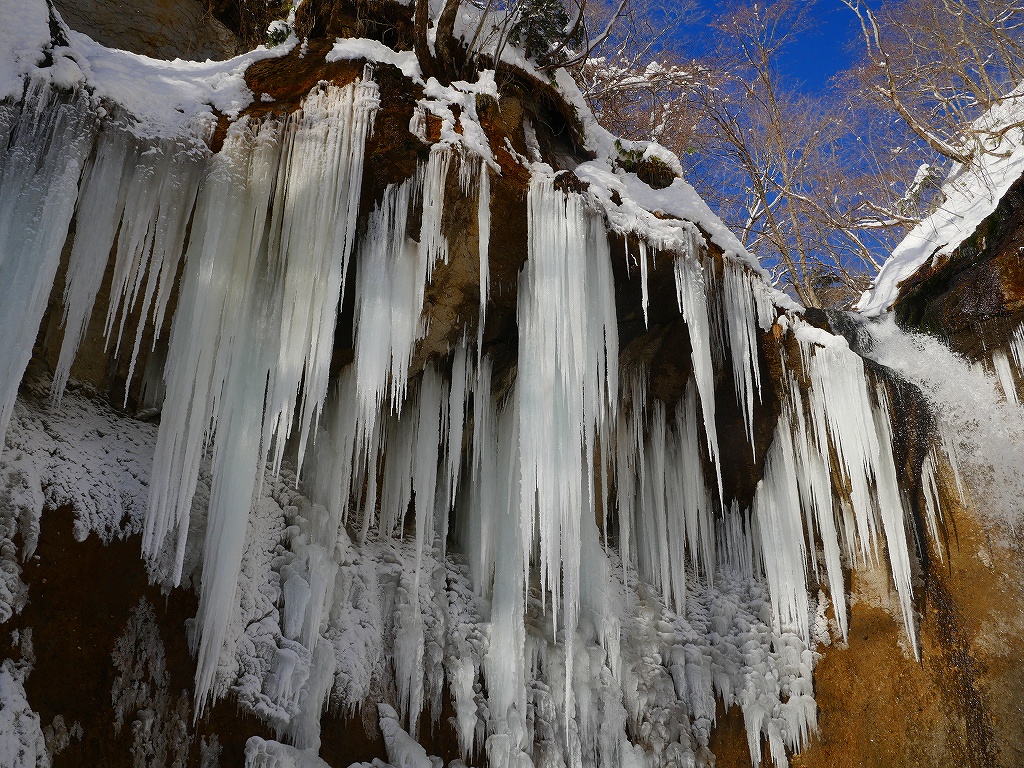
xmin=53 ymin=0 xmax=243 ymax=61
xmin=792 ymin=488 xmax=1024 ymax=768
xmin=795 ymin=164 xmax=1024 ymax=767
xmin=16 ymin=2 xmax=1024 ymax=767
xmin=894 ymin=172 xmax=1024 ymax=360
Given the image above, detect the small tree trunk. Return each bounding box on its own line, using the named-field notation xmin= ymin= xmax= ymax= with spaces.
xmin=435 ymin=0 xmax=463 ymax=83
xmin=414 ymin=0 xmax=437 ymax=81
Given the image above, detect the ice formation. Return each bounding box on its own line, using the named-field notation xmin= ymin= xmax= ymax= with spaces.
xmin=0 ymin=23 xmax=971 ymax=768
xmin=0 ymin=630 xmax=47 ymax=768
xmin=112 ymin=598 xmax=193 ymax=765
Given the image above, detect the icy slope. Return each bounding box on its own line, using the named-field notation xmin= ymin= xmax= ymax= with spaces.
xmin=858 ymin=85 xmax=1024 ymax=316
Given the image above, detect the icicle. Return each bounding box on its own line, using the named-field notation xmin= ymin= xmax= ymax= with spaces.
xmin=52 ymin=116 xmax=141 ymax=401
xmin=265 ymin=72 xmax=380 ymax=476
xmin=673 ymin=253 xmax=722 ymax=497
xmin=636 ymin=403 xmax=672 ymax=608
xmin=419 ymin=143 xmax=452 ymax=273
xmin=143 ymin=117 xmax=283 ymax=587
xmin=920 ymin=448 xmax=945 ymax=563
xmin=477 ymin=163 xmax=491 ymax=359
xmin=353 ymin=175 xmax=419 ymax=435
xmin=677 ymin=382 xmax=716 ymax=583
xmin=483 ymin=396 xmax=527 ymax=726
xmin=871 ymin=385 xmax=919 ymax=658
xmin=307 ymin=367 xmax=359 ymax=542
xmin=785 ymin=319 xmax=919 ymax=651
xmin=938 ymin=423 xmax=967 ymax=506
xmin=803 ymin=336 xmax=884 ymax=565
xmin=517 ymin=175 xmax=619 ymax=734
xmin=612 ymin=367 xmax=648 ymax=580
xmin=662 ymin=412 xmax=689 ymax=613
xmin=394 ymin=558 xmax=426 ymax=735
xmin=464 ymin=354 xmax=497 ymax=593
xmin=380 ymin=411 xmax=417 ymax=539
xmin=182 ymin=118 xmax=284 ymax=710
xmin=412 ymin=365 xmax=444 ymax=585
xmin=753 ymin=412 xmax=811 ymax=641
xmin=720 ymin=258 xmax=773 ymax=456
xmin=717 ymin=503 xmax=757 ymax=577
xmin=637 ymin=239 xmax=650 ymax=328
xmin=788 ymin=382 xmax=848 ymax=641
xmin=139 ymin=77 xmax=379 ymax=710
xmin=993 ymin=348 xmax=1019 ymax=406
xmin=1010 ymin=321 xmax=1024 ymax=376
xmin=120 ymin=138 xmax=207 ymax=402
xmin=100 ymin=132 xmax=209 ymax=408
xmin=442 ymin=342 xmax=471 ymax=551
xmin=0 ymin=79 xmax=95 ymax=439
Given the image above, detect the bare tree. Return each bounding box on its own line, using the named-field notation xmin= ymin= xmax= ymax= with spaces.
xmin=575 ymin=0 xmax=954 ymax=308
xmin=678 ymin=0 xmax=917 ymax=308
xmin=841 ymin=0 xmax=1024 ymax=165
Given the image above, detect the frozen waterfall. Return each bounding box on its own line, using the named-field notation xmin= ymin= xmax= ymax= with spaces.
xmin=0 ymin=70 xmax=963 ymax=768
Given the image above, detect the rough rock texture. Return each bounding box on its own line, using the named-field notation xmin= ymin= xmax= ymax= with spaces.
xmin=54 ymin=0 xmax=243 ymax=61
xmin=801 ymin=160 xmax=1024 ymax=768
xmin=792 ymin=469 xmax=1024 ymax=768
xmin=893 ymin=172 xmax=1024 ymax=361
xmin=8 ymin=2 xmax=1024 ymax=768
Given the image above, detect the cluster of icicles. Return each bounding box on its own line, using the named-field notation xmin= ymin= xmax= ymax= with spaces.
xmin=0 ymin=73 xmax=954 ymax=768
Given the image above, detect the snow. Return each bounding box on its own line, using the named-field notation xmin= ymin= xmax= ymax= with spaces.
xmin=327 ymin=38 xmax=423 ymax=84
xmin=0 ymin=0 xmax=51 ymax=101
xmin=245 ymin=736 xmax=335 ymax=768
xmin=0 ymin=630 xmax=47 ymax=768
xmin=858 ymin=86 xmax=1024 ymax=316
xmin=378 ymin=703 xmax=433 ymax=768
xmin=0 ymin=1 xmax=291 ymax=141
xmin=0 ymin=381 xmax=156 ymax=622
xmin=66 ymin=30 xmax=291 ymax=139
xmin=0 ymin=12 xmax=985 ymax=768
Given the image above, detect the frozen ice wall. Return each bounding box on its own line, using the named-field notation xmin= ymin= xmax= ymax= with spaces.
xmin=0 ymin=69 xmax=382 ymax=709
xmin=0 ymin=63 xmax=959 ymax=768
xmin=0 ymin=79 xmax=96 ymax=440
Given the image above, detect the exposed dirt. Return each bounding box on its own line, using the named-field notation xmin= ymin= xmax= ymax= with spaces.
xmin=790 ymin=460 xmax=1024 ymax=768
xmin=2 ymin=507 xmax=255 ymax=764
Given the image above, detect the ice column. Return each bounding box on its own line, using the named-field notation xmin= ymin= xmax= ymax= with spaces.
xmin=673 ymin=252 xmax=722 ymax=496
xmin=721 ymin=258 xmax=775 ymax=454
xmin=139 ymin=76 xmax=379 ymax=707
xmin=0 ymin=79 xmax=95 ymax=438
xmin=517 ymin=176 xmax=618 ymax=728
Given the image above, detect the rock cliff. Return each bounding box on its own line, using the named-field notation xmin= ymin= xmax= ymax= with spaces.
xmin=0 ymin=1 xmax=1021 ymax=767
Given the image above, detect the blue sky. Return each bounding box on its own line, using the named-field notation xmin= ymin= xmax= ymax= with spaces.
xmin=778 ymin=1 xmax=861 ymax=91
xmin=680 ymin=0 xmax=863 ymax=92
